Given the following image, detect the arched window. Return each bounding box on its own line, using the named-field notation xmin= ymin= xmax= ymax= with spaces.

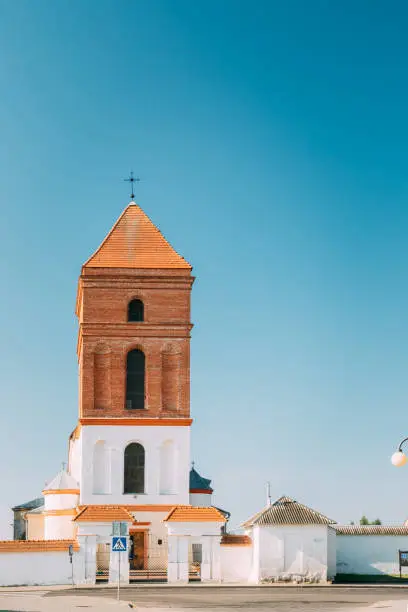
xmin=126 ymin=349 xmax=145 ymax=410
xmin=128 ymin=299 xmax=144 ymax=322
xmin=124 ymin=443 xmax=145 ymax=494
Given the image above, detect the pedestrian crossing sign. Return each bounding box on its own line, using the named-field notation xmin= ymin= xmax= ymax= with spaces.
xmin=112 ymin=536 xmax=127 ymax=552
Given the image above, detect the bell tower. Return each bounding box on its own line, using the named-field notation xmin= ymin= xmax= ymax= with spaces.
xmin=70 ymin=202 xmax=194 ymax=506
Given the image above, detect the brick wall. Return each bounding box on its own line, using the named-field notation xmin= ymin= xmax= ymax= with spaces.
xmin=77 ymin=267 xmax=194 ymax=419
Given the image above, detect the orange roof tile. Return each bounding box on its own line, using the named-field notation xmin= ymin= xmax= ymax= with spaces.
xmin=163 ymin=506 xmax=226 ymax=522
xmin=83 ymin=203 xmax=191 ymax=270
xmin=0 ymin=540 xmax=79 ymax=553
xmin=221 ymin=535 xmax=252 ymax=546
xmin=73 ymin=505 xmax=134 ymax=523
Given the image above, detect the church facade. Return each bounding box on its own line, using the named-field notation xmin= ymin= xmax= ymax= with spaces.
xmin=4 ymin=200 xmax=407 ymax=587
xmin=9 ymin=200 xmax=228 ymax=584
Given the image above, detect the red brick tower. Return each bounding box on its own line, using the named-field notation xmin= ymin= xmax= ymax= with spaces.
xmin=69 ymin=202 xmax=194 ymax=506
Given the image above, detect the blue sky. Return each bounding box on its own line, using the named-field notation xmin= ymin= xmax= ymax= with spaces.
xmin=1 ymin=0 xmax=408 ymax=536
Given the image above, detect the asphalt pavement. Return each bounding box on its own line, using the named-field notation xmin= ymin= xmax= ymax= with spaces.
xmin=2 ymin=585 xmax=408 ymax=612
xmin=47 ymin=585 xmax=408 ymax=611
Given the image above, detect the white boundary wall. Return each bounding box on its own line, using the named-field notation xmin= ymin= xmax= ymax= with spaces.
xmin=250 ymin=525 xmax=332 ymax=582
xmin=220 ymin=545 xmax=252 ymax=582
xmin=0 ymin=551 xmax=75 ymax=586
xmin=336 ymin=535 xmax=408 ymax=575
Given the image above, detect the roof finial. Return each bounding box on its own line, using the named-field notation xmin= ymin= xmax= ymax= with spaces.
xmin=191 ymin=460 xmax=195 ymax=469
xmin=124 ymin=171 xmax=140 ymax=201
xmin=61 ymin=461 xmax=67 ymax=472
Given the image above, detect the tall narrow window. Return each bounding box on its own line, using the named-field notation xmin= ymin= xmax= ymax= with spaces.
xmin=128 ymin=299 xmax=144 ymax=322
xmin=124 ymin=443 xmax=145 ymax=494
xmin=126 ymin=349 xmax=145 ymax=409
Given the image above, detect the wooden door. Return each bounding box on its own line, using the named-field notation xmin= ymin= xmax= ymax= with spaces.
xmin=130 ymin=532 xmax=145 ymax=570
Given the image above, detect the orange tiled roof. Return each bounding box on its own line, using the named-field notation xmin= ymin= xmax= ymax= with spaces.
xmin=83 ymin=203 xmax=191 ymax=270
xmin=0 ymin=540 xmax=79 ymax=553
xmin=221 ymin=534 xmax=252 ymax=546
xmin=76 ymin=504 xmax=174 ymax=513
xmin=73 ymin=505 xmax=134 ymax=522
xmin=163 ymin=506 xmax=226 ymax=522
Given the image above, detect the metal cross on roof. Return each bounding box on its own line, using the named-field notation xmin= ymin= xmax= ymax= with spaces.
xmin=124 ymin=171 xmax=140 ymax=200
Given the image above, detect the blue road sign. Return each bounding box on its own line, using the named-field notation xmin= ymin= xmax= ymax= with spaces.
xmin=112 ymin=536 xmax=127 ymax=552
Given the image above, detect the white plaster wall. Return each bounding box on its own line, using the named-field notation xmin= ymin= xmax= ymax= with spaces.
xmin=0 ymin=551 xmax=76 ymax=586
xmin=165 ymin=521 xmax=223 ymax=537
xmin=221 ymin=545 xmax=252 ymax=582
xmin=44 ymin=493 xmax=79 ymax=511
xmin=77 ymin=522 xmax=116 ymax=540
xmin=336 ymin=535 xmax=408 ymax=575
xmin=258 ymin=525 xmax=329 ymax=581
xmin=165 ymin=522 xmax=223 ymax=583
xmin=26 ymin=514 xmax=44 ymax=540
xmin=159 ymin=440 xmax=177 ymax=494
xmin=249 ymin=527 xmax=260 ymax=583
xmin=93 ymin=440 xmax=110 ymax=494
xmin=44 ymin=516 xmax=76 ymax=540
xmin=69 ymin=435 xmax=82 ymax=485
xmin=190 ymin=492 xmax=212 ymax=507
xmin=80 ymin=425 xmax=190 ymax=505
xmin=75 ymin=513 xmax=168 ymax=540
xmin=327 ymin=527 xmax=337 ymax=579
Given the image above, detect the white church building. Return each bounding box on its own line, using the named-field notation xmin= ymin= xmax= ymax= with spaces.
xmin=2 ymin=200 xmax=408 ymax=586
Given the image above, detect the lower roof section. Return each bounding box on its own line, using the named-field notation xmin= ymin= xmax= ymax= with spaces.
xmin=0 ymin=540 xmax=79 ymax=553
xmin=164 ymin=506 xmax=226 ymax=522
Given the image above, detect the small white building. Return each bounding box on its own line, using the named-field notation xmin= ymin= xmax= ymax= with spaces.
xmin=242 ymin=496 xmax=337 ymax=583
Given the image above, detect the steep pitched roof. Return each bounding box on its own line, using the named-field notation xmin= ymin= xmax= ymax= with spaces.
xmin=73 ymin=505 xmax=134 ymax=523
xmin=25 ymin=505 xmax=45 ymax=515
xmin=12 ymin=497 xmax=44 ymax=512
xmin=43 ymin=470 xmax=79 ymax=493
xmin=83 ymin=203 xmax=191 ymax=270
xmin=189 ymin=467 xmax=213 ymax=493
xmin=335 ymin=525 xmax=408 ymax=536
xmin=163 ymin=506 xmax=226 ymax=522
xmin=242 ymin=496 xmax=336 ymax=528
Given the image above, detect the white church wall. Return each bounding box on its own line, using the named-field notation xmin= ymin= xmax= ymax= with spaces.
xmin=190 ymin=492 xmax=212 ymax=507
xmin=44 ymin=493 xmax=79 ymax=511
xmin=220 ymin=544 xmax=252 ymax=582
xmin=76 ymin=522 xmax=114 ymax=540
xmin=27 ymin=513 xmax=44 ymax=540
xmin=336 ymin=535 xmax=408 ymax=575
xmin=80 ymin=425 xmax=190 ymax=506
xmin=159 ymin=440 xmax=177 ymax=494
xmin=44 ymin=515 xmax=76 ymax=540
xmin=93 ymin=440 xmax=110 ymax=494
xmin=166 ymin=521 xmax=222 ymax=537
xmin=258 ymin=525 xmax=329 ymax=581
xmin=69 ymin=434 xmax=82 ymax=485
xmin=0 ymin=551 xmax=75 ymax=586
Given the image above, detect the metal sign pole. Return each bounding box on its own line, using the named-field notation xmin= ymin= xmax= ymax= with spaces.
xmin=117 ymin=549 xmax=120 ymax=601
xmin=68 ymin=544 xmax=74 ymax=587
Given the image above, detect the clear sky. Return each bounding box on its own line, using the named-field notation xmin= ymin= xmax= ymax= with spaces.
xmin=1 ymin=0 xmax=408 ymax=537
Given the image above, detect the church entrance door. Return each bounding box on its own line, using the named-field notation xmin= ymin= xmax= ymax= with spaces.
xmin=130 ymin=532 xmax=145 ymax=570
xmin=129 ymin=531 xmax=168 ymax=582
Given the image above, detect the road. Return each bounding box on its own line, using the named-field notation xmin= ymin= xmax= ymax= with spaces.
xmin=2 ymin=585 xmax=408 ymax=612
